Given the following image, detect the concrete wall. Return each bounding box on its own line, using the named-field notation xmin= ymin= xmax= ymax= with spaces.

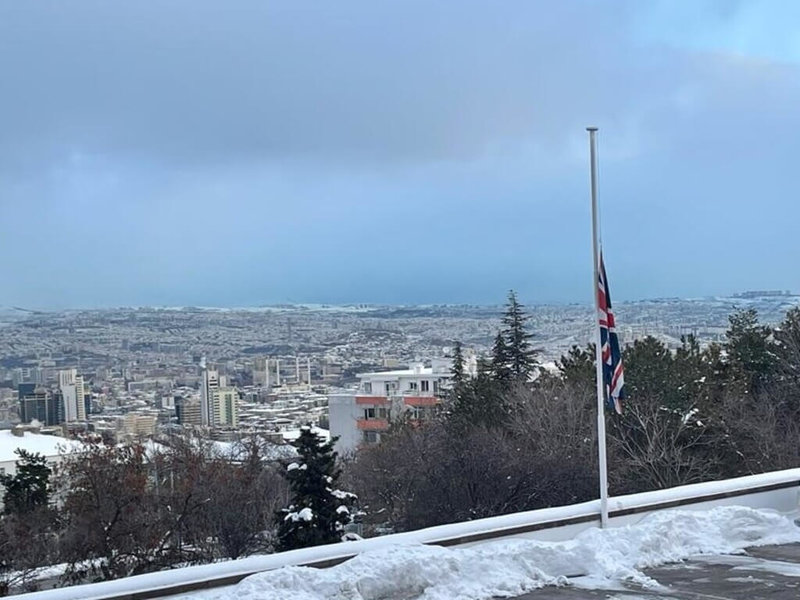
xmin=327 ymin=393 xmax=362 ymax=453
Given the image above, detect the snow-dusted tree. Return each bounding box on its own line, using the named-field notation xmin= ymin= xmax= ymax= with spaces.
xmin=276 ymin=427 xmax=356 ymax=551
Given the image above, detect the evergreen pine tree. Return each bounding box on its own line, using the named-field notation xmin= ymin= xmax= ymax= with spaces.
xmin=775 ymin=307 xmax=800 ymax=390
xmin=448 ymin=341 xmax=467 ymax=408
xmin=276 ymin=427 xmax=356 ymax=551
xmin=449 ymin=358 xmax=508 ymax=429
xmin=451 ymin=341 xmax=465 ymax=389
xmin=725 ymin=309 xmax=775 ymax=393
xmin=623 ymin=336 xmax=683 ymax=409
xmin=501 ymin=290 xmax=537 ymax=381
xmin=491 ymin=332 xmax=512 ymax=382
xmin=557 ymin=344 xmax=596 ymax=389
xmin=0 ymin=450 xmax=51 ymax=515
xmin=673 ymin=334 xmax=713 ymax=407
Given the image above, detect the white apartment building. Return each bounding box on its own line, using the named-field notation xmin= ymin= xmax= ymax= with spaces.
xmin=59 ymin=369 xmax=87 ymax=422
xmin=200 ymin=368 xmax=218 ymax=427
xmin=329 ymin=359 xmax=461 ymax=453
xmin=58 ymin=368 xmax=77 ymax=389
xmin=211 ymin=387 xmax=239 ymax=427
xmin=200 ymin=368 xmax=239 ymax=427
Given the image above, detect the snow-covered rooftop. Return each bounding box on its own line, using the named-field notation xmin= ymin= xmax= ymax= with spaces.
xmin=358 ymin=368 xmax=434 ymax=378
xmin=0 ymin=430 xmax=83 ymax=463
xmin=357 ymin=367 xmax=451 ymax=379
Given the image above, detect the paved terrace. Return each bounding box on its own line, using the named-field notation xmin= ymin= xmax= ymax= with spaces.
xmin=517 ymin=543 xmax=800 ymax=600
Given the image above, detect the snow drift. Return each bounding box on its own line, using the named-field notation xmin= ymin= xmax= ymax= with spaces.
xmin=174 ymin=506 xmax=800 ymax=600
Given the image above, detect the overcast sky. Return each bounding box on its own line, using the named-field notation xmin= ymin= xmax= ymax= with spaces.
xmin=1 ymin=1 xmax=799 ymax=308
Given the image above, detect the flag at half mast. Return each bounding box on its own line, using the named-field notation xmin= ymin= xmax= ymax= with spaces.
xmin=598 ymin=253 xmax=624 ymax=414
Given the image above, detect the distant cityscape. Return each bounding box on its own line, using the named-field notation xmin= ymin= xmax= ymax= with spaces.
xmin=0 ymin=291 xmax=797 ymax=452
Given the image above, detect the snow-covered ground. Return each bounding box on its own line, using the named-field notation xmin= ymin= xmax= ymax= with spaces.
xmin=170 ymin=506 xmax=800 ymax=600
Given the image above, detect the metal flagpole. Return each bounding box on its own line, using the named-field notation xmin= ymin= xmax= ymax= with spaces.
xmin=587 ymin=126 xmax=610 ymax=529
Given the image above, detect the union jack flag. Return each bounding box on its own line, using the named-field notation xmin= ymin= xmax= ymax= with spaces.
xmin=598 ymin=253 xmax=624 ymax=414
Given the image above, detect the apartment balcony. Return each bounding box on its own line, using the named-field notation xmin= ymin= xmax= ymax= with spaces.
xmin=399 ymin=388 xmax=437 ymax=397
xmin=355 ymin=395 xmax=389 ymax=405
xmin=356 ymin=418 xmax=390 ymax=431
xmin=403 ymin=396 xmax=440 ymax=407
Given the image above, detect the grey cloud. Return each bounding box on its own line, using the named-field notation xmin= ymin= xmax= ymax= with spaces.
xmin=0 ymin=0 xmax=667 ymax=171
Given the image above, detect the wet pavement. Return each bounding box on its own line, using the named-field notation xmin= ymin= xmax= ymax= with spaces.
xmin=513 ymin=543 xmax=800 ymax=599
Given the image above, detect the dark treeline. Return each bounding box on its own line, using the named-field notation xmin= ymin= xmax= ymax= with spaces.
xmin=345 ymin=293 xmax=800 ymax=534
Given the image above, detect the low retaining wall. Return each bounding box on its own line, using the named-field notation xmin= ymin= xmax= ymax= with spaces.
xmin=21 ymin=468 xmax=800 ymax=600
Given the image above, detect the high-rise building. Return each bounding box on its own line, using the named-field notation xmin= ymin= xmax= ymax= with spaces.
xmin=200 ymin=368 xmax=219 ymax=427
xmin=200 ymin=368 xmax=239 ymax=427
xmin=19 ymin=386 xmax=49 ymax=424
xmin=19 ymin=385 xmax=63 ymax=426
xmin=253 ymin=357 xmax=270 ymax=387
xmin=60 ymin=370 xmax=87 ymax=422
xmin=175 ymin=396 xmax=203 ymax=427
xmin=58 ymin=368 xmax=77 ymax=388
xmin=211 ymin=388 xmax=238 ymax=427
xmin=17 ymin=383 xmax=36 ymax=399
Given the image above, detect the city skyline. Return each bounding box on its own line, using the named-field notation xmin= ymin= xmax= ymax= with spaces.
xmin=2 ymin=1 xmax=800 ymax=308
